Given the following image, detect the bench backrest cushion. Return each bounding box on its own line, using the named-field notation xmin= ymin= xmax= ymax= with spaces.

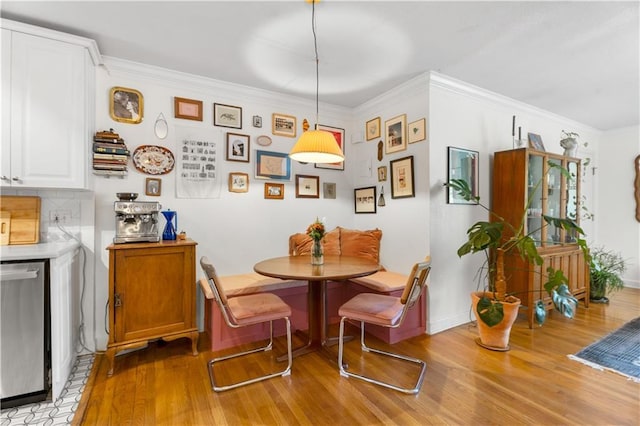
xmin=289 ymin=227 xmax=341 ymax=256
xmin=338 ymin=227 xmax=382 ymax=263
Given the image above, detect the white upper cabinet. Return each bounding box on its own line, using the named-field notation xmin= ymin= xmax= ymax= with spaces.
xmin=1 ymin=20 xmax=99 ymax=189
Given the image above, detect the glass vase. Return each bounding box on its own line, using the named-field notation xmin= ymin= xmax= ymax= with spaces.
xmin=311 ymin=239 xmax=324 ymax=265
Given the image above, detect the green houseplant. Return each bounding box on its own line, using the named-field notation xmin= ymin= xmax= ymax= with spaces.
xmin=446 ymin=162 xmax=590 ymax=350
xmin=589 ymin=246 xmax=627 ymax=303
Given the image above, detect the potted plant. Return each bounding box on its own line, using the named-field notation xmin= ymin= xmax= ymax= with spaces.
xmin=560 ymin=130 xmax=586 ymax=157
xmin=589 ymin=246 xmax=627 ymax=303
xmin=446 ymin=162 xmax=590 ymax=351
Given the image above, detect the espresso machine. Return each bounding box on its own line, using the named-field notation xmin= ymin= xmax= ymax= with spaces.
xmin=113 ymin=194 xmax=161 ymax=244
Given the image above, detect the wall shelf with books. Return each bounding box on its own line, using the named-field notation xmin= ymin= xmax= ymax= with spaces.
xmin=92 ymin=129 xmax=130 ymax=178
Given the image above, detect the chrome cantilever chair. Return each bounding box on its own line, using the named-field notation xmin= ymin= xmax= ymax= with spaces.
xmin=337 ymin=260 xmax=431 ymax=394
xmin=199 ymin=256 xmax=292 ymax=392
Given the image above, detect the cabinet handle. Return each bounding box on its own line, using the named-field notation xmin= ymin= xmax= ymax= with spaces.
xmin=0 ymin=176 xmax=10 ymax=181
xmin=11 ymin=176 xmax=20 ymax=182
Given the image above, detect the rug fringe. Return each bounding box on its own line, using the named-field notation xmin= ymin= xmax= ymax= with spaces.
xmin=568 ymin=354 xmax=640 ymax=383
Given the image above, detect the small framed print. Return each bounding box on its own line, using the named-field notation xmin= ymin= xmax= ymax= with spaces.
xmin=214 ymin=103 xmax=242 ymax=129
xmin=226 ymin=133 xmax=250 ymax=162
xmin=256 ymin=150 xmax=291 ymax=180
xmin=264 ymin=182 xmax=284 ymax=200
xmin=528 ymin=133 xmax=546 ymax=151
xmin=295 ymin=174 xmax=320 ymax=198
xmin=385 ymin=114 xmax=407 ymax=154
xmin=408 ymin=118 xmax=426 ymax=143
xmin=447 ymin=147 xmax=479 ymax=204
xmin=253 ymin=115 xmax=262 ymax=128
xmin=174 ymin=97 xmax=203 ymax=121
xmin=377 ymin=166 xmax=387 ymax=182
xmin=390 ymin=155 xmax=415 ymax=199
xmin=323 ymin=182 xmax=336 ymax=199
xmin=228 ymin=172 xmax=249 ymax=193
xmin=366 ymin=117 xmax=381 ymax=141
xmin=314 ymin=124 xmax=345 ymax=170
xmin=272 ymin=113 xmax=297 ymax=138
xmin=145 ymin=178 xmax=161 ymax=196
xmin=354 ymin=186 xmax=377 ymax=214
xmin=110 ymin=86 xmax=143 ymax=124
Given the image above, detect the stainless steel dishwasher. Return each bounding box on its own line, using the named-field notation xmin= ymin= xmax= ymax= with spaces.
xmin=0 ymin=259 xmax=50 ymax=408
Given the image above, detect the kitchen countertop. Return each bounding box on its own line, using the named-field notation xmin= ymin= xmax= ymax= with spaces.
xmin=0 ymin=241 xmax=80 ymax=261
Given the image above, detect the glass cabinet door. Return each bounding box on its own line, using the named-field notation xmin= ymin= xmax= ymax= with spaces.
xmin=527 ymin=154 xmax=544 ymax=246
xmin=564 ymin=160 xmax=580 ymax=242
xmin=545 ymin=158 xmax=563 ymax=245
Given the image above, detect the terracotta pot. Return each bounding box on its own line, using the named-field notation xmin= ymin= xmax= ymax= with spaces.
xmin=471 ymin=291 xmax=521 ymax=351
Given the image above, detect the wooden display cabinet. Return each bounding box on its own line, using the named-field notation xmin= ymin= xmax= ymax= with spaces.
xmin=106 ymin=239 xmax=198 ymax=376
xmin=492 ymin=148 xmax=589 ymax=328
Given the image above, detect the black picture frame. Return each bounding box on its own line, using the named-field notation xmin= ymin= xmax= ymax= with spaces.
xmin=354 ymin=186 xmax=377 ymax=214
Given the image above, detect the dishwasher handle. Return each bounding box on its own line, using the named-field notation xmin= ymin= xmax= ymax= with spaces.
xmin=0 ymin=269 xmax=39 ymax=281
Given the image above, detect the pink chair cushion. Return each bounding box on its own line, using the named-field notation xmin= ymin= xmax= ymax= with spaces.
xmin=349 ymin=271 xmax=407 ymax=292
xmin=228 ymin=292 xmax=292 ymax=326
xmin=338 ymin=293 xmax=404 ymax=327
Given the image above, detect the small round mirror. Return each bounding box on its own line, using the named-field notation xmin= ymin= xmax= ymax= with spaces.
xmin=154 ymin=113 xmax=168 ymax=139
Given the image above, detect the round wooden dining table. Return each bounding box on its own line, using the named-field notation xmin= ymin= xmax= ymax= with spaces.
xmin=254 ymin=255 xmax=379 ymax=360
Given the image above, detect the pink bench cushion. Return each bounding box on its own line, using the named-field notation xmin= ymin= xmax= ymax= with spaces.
xmin=339 ymin=293 xmax=404 ymax=327
xmin=219 ymin=273 xmax=305 ymax=297
xmin=349 ymin=271 xmax=407 ymax=293
xmin=228 ymin=292 xmax=292 ymax=325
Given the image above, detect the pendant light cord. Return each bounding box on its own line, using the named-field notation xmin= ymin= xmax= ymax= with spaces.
xmin=311 ymin=0 xmax=320 ymax=129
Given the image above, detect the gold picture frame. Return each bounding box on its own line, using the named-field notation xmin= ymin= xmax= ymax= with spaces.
xmin=145 ymin=178 xmax=161 ymax=196
xmin=110 ymin=86 xmax=143 ymax=124
xmin=366 ymin=117 xmax=381 ymax=141
xmin=272 ymin=113 xmax=297 ymax=138
xmin=264 ymin=182 xmax=284 ymax=199
xmin=228 ymin=172 xmax=249 ymax=193
xmin=385 ymin=114 xmax=407 ymax=154
xmin=408 ymin=118 xmax=426 ymax=143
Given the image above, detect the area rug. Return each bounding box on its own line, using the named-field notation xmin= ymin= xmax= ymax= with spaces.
xmin=568 ymin=317 xmax=640 ymax=382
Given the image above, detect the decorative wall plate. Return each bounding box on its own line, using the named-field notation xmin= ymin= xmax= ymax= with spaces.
xmin=132 ymin=145 xmax=175 ymax=175
xmin=256 ymin=135 xmax=272 ymax=146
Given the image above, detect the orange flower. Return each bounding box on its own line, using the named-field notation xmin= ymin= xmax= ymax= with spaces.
xmin=306 ymin=218 xmax=325 ymax=241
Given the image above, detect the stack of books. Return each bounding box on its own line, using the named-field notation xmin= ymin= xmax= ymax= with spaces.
xmin=92 ymin=129 xmax=130 ymax=177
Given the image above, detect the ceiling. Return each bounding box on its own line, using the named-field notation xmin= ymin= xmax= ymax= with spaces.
xmin=2 ymin=1 xmax=638 ymax=131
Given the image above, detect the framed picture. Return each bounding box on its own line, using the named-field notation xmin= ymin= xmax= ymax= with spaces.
xmin=264 ymin=182 xmax=284 ymax=200
xmin=228 ymin=172 xmax=249 ymax=193
xmin=390 ymin=155 xmax=415 ymax=199
xmin=214 ymin=103 xmax=242 ymax=129
xmin=366 ymin=117 xmax=381 ymax=141
xmin=272 ymin=113 xmax=297 ymax=137
xmin=377 ymin=166 xmax=387 ymax=182
xmin=323 ymin=182 xmax=336 ymax=199
xmin=110 ymin=86 xmax=143 ymax=124
xmin=295 ymin=174 xmax=320 ymax=198
xmin=385 ymin=114 xmax=407 ymax=154
xmin=255 ymin=150 xmax=291 ymax=180
xmin=408 ymin=118 xmax=426 ymax=143
xmin=354 ymin=186 xmax=377 ymax=214
xmin=145 ymin=178 xmax=161 ymax=196
xmin=253 ymin=115 xmax=262 ymax=128
xmin=528 ymin=133 xmax=546 ymax=151
xmin=226 ymin=133 xmax=250 ymax=162
xmin=314 ymin=124 xmax=345 ymax=170
xmin=447 ymin=147 xmax=479 ymax=204
xmin=174 ymin=97 xmax=203 ymax=121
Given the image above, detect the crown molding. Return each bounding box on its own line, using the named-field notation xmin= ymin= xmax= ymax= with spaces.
xmin=354 ymin=72 xmax=429 ymax=113
xmin=1 ymin=18 xmax=102 ymax=66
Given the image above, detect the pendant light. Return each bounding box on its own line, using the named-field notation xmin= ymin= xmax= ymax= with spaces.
xmin=289 ymin=0 xmax=345 ymax=164
xmin=378 ymin=186 xmax=386 ymax=207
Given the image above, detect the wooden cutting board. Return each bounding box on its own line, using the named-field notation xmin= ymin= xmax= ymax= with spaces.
xmin=0 ymin=196 xmax=41 ymax=245
xmin=0 ymin=211 xmax=10 ymax=245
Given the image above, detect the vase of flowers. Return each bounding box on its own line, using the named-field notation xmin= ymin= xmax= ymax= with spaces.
xmin=306 ymin=218 xmax=325 ymax=265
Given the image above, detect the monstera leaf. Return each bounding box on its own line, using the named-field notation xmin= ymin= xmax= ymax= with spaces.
xmin=476 ymin=296 xmax=504 ymax=327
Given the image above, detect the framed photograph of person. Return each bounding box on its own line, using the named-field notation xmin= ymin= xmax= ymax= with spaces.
xmin=447 ymin=147 xmax=479 ymax=204
xmin=366 ymin=117 xmax=381 ymax=141
xmin=255 ymin=150 xmax=291 ymax=180
xmin=354 ymin=186 xmax=377 ymax=214
xmin=295 ymin=174 xmax=320 ymax=198
xmin=385 ymin=114 xmax=407 ymax=154
xmin=214 ymin=103 xmax=242 ymax=129
xmin=272 ymin=113 xmax=297 ymax=138
xmin=110 ymin=86 xmax=143 ymax=124
xmin=377 ymin=166 xmax=387 ymax=182
xmin=390 ymin=155 xmax=415 ymax=199
xmin=174 ymin=97 xmax=203 ymax=121
xmin=226 ymin=133 xmax=250 ymax=162
xmin=228 ymin=172 xmax=249 ymax=193
xmin=145 ymin=178 xmax=161 ymax=196
xmin=264 ymin=182 xmax=285 ymax=200
xmin=527 ymin=133 xmax=546 ymax=151
xmin=314 ymin=124 xmax=345 ymax=170
xmin=408 ymin=118 xmax=426 ymax=143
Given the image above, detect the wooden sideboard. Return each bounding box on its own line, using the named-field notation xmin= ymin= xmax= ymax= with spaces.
xmin=105 ymin=239 xmax=198 ymax=376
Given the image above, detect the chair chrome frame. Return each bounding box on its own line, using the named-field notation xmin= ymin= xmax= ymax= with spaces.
xmin=337 ymin=260 xmax=431 ymax=394
xmin=200 ymin=257 xmax=292 ymax=392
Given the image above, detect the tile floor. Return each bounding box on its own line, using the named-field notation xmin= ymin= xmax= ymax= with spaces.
xmin=1 ymin=354 xmax=94 ymax=425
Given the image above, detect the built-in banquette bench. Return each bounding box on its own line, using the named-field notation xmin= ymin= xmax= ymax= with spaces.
xmin=202 ymin=227 xmax=428 ymax=350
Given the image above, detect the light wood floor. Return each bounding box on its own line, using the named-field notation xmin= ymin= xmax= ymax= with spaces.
xmin=75 ymin=288 xmax=639 ymax=425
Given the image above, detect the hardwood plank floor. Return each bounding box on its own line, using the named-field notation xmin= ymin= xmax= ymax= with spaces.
xmin=75 ymin=288 xmax=639 ymax=425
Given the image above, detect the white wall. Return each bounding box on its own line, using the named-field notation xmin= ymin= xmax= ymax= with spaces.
xmin=427 ymin=72 xmax=601 ymax=334
xmin=596 ymin=125 xmax=640 ymax=288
